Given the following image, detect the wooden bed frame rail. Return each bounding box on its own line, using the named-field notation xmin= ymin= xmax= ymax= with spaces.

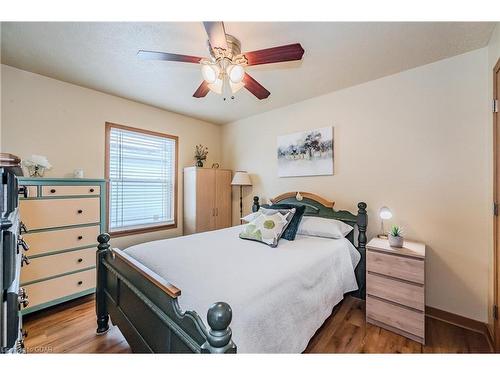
xmin=96 ymin=233 xmax=236 ymax=353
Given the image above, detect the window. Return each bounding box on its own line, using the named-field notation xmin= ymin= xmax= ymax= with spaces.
xmin=105 ymin=123 xmax=178 ymax=236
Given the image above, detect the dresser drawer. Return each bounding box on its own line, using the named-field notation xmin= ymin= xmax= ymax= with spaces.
xmin=366 ymin=296 xmax=424 ymax=339
xmin=19 ymin=197 xmax=100 ymax=230
xmin=23 ymin=225 xmax=99 ymax=257
xmin=24 ymin=268 xmax=96 ymax=308
xmin=367 ymin=250 xmax=424 ymax=284
xmin=41 ymin=185 xmax=100 ymax=197
xmin=367 ymin=272 xmax=424 ymax=311
xmin=21 ymin=247 xmax=96 ymax=284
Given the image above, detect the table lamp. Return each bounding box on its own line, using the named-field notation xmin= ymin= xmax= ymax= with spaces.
xmin=378 ymin=206 xmax=392 ymax=239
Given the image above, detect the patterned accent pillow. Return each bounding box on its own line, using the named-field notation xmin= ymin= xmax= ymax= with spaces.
xmin=261 ymin=204 xmax=306 ymax=241
xmin=239 ymin=208 xmax=295 ymax=247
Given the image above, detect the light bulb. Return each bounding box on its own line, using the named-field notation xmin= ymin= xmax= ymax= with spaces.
xmin=201 ymin=63 xmax=219 ymax=84
xmin=379 ymin=206 xmax=393 ymax=220
xmin=227 ymin=64 xmax=245 ymax=83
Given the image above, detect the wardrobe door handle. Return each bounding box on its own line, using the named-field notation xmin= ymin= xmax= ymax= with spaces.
xmin=216 ymin=208 xmax=218 ymax=216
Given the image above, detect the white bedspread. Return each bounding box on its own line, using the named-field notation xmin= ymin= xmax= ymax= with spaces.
xmin=124 ymin=225 xmax=360 ymax=353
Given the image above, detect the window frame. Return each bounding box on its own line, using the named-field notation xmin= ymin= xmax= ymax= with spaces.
xmin=105 ymin=122 xmax=178 ymax=237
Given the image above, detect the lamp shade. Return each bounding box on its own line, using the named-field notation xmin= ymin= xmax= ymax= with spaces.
xmin=231 ymin=171 xmax=252 ymax=186
xmin=379 ymin=206 xmax=393 ymax=220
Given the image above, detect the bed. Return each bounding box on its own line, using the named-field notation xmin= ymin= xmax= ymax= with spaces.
xmin=95 ymin=192 xmax=367 ymax=353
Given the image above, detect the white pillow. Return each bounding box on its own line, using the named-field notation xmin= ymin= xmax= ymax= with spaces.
xmin=297 ymin=216 xmax=353 ymax=239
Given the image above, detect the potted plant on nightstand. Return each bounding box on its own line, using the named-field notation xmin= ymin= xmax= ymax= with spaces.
xmin=388 ymin=225 xmax=404 ymax=247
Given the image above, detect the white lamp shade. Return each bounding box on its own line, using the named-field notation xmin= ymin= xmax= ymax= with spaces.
xmin=379 ymin=206 xmax=393 ymax=220
xmin=201 ymin=63 xmax=219 ymax=84
xmin=227 ymin=64 xmax=245 ymax=83
xmin=229 ymin=80 xmax=245 ymax=94
xmin=207 ymin=78 xmax=223 ymax=94
xmin=231 ymin=171 xmax=252 ymax=186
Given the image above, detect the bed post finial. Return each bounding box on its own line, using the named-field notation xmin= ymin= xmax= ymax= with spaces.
xmin=96 ymin=233 xmax=110 ymax=335
xmin=203 ymin=302 xmax=236 ymax=353
xmin=252 ymin=196 xmax=260 ymax=212
xmin=356 ymin=202 xmax=367 ymax=299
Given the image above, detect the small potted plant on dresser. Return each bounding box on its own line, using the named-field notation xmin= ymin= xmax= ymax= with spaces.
xmin=388 ymin=224 xmax=404 ymax=247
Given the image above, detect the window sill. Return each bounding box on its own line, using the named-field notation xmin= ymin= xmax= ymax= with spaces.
xmin=108 ymin=223 xmax=177 ymax=238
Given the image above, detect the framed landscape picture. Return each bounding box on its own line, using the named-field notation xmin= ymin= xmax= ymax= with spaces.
xmin=277 ymin=126 xmax=334 ymax=177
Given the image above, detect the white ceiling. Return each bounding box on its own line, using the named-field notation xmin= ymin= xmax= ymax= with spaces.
xmin=1 ymin=22 xmax=495 ymax=124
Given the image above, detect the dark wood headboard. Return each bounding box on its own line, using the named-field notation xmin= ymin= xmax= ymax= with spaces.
xmin=252 ymin=192 xmax=367 ymax=299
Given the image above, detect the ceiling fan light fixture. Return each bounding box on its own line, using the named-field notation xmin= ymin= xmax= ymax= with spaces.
xmin=229 ymin=80 xmax=245 ymax=94
xmin=227 ymin=64 xmax=245 ymax=84
xmin=207 ymin=78 xmax=223 ymax=94
xmin=201 ymin=63 xmax=219 ymax=84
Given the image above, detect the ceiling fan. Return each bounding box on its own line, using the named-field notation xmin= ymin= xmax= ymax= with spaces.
xmin=137 ymin=22 xmax=305 ymax=100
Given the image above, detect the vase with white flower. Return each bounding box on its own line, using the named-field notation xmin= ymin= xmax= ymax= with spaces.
xmin=22 ymin=155 xmax=52 ymax=177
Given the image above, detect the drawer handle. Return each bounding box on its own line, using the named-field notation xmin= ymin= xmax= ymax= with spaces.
xmin=77 ymin=235 xmax=83 ymax=240
xmin=89 ymin=188 xmax=95 ymax=193
xmin=77 ymin=281 xmax=83 ymax=286
xmin=77 ymin=209 xmax=83 ymax=214
xmin=77 ymin=258 xmax=83 ymax=263
xmin=50 ymin=189 xmax=56 ymax=193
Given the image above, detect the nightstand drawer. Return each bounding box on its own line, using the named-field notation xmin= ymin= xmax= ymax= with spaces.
xmin=367 ymin=272 xmax=424 ymax=311
xmin=367 ymin=250 xmax=424 ymax=284
xmin=19 ymin=197 xmax=100 ymax=230
xmin=41 ymin=185 xmax=100 ymax=197
xmin=366 ymin=296 xmax=424 ymax=339
xmin=21 ymin=247 xmax=96 ymax=284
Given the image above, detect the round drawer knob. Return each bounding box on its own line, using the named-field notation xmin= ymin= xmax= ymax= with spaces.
xmin=89 ymin=188 xmax=95 ymax=193
xmin=77 ymin=209 xmax=83 ymax=214
xmin=50 ymin=189 xmax=56 ymax=193
xmin=77 ymin=258 xmax=83 ymax=263
xmin=77 ymin=235 xmax=83 ymax=240
xmin=77 ymin=281 xmax=83 ymax=286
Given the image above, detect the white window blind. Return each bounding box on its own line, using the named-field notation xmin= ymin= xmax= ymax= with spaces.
xmin=108 ymin=126 xmax=176 ymax=232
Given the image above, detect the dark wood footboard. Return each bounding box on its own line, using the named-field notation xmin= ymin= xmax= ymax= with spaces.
xmin=95 ymin=233 xmax=236 ymax=353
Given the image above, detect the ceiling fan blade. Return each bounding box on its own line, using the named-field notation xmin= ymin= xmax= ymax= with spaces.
xmin=137 ymin=50 xmax=202 ymax=64
xmin=203 ymin=22 xmax=228 ymax=50
xmin=243 ymin=73 xmax=270 ymax=100
xmin=193 ymin=81 xmax=210 ymax=98
xmin=243 ymin=43 xmax=305 ymax=66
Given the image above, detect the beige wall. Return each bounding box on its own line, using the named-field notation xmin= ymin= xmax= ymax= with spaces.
xmin=222 ymin=48 xmax=491 ymax=322
xmin=488 ymin=22 xmax=500 ymax=336
xmin=0 ymin=64 xmax=223 ymax=249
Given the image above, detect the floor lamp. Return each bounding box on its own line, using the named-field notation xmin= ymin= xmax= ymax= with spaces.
xmin=231 ymin=171 xmax=252 ymax=224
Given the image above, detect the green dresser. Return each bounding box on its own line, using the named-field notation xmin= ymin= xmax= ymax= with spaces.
xmin=17 ymin=178 xmax=106 ymax=315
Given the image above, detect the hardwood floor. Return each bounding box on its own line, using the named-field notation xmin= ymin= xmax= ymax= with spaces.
xmin=23 ymin=295 xmax=491 ymax=354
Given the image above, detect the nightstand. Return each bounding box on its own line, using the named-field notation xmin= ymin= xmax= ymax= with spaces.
xmin=366 ymin=237 xmax=426 ymax=344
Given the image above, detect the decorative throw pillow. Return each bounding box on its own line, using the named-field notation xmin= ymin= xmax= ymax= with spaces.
xmin=239 ymin=208 xmax=295 ymax=247
xmin=297 ymin=216 xmax=353 ymax=239
xmin=241 ymin=211 xmax=262 ymax=223
xmin=261 ymin=204 xmax=306 ymax=241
